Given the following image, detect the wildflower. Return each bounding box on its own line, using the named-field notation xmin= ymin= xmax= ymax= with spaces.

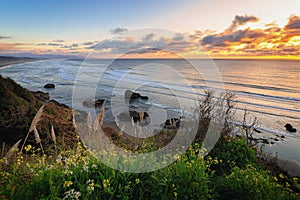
xmin=83 ymin=162 xmax=89 ymax=171
xmin=17 ymin=157 xmax=23 ymax=166
xmin=102 ymin=179 xmax=110 ymax=190
xmin=24 ymin=144 xmax=32 ymax=152
xmin=86 ymin=179 xmax=95 ymax=193
xmin=56 ymin=155 xmax=62 ymax=163
xmin=63 ymin=189 xmax=81 ymax=200
xmin=92 ymin=164 xmax=98 ymax=169
xmin=273 ymin=176 xmax=278 ymax=181
xmin=186 ymin=162 xmax=192 ymax=168
xmin=125 ymin=181 xmax=132 ymax=190
xmin=135 ymin=178 xmax=140 ymax=184
xmin=174 ymin=192 xmax=178 ymax=197
xmin=64 ymin=181 xmax=73 ymax=188
xmin=279 ymin=173 xmax=285 ymax=179
xmin=293 ymin=177 xmax=298 ymax=182
xmin=285 ymin=182 xmax=291 ymax=187
xmin=213 ymin=159 xmax=219 ymax=164
xmin=173 ymin=154 xmax=181 ymax=160
xmin=64 ymin=170 xmax=73 ymax=175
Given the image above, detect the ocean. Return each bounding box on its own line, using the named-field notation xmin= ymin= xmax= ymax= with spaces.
xmin=0 ymin=59 xmax=299 ymax=164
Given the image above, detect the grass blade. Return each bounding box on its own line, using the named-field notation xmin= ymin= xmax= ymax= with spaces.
xmin=20 ymin=104 xmax=44 ymax=152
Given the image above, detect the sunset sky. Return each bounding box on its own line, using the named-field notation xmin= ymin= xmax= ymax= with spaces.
xmin=0 ymin=0 xmax=299 ymax=59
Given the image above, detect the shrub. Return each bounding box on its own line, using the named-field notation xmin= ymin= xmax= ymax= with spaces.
xmin=208 ymin=138 xmax=257 ymax=174
xmin=213 ymin=165 xmax=298 ymax=200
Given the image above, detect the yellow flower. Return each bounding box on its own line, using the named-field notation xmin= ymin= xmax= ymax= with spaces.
xmin=102 ymin=179 xmax=110 ymax=190
xmin=279 ymin=173 xmax=285 ymax=179
xmin=24 ymin=144 xmax=32 ymax=152
xmin=174 ymin=192 xmax=178 ymax=197
xmin=64 ymin=181 xmax=73 ymax=188
xmin=173 ymin=154 xmax=181 ymax=160
xmin=213 ymin=159 xmax=219 ymax=164
xmin=293 ymin=177 xmax=298 ymax=182
xmin=285 ymin=182 xmax=290 ymax=187
xmin=135 ymin=178 xmax=140 ymax=184
xmin=125 ymin=181 xmax=132 ymax=189
xmin=87 ymin=179 xmax=95 ymax=193
xmin=273 ymin=176 xmax=278 ymax=181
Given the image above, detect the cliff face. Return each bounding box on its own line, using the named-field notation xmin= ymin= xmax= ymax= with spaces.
xmin=0 ymin=74 xmax=78 ymax=151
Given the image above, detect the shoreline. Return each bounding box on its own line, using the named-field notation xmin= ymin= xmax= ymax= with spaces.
xmin=102 ymin=120 xmax=300 ymax=176
xmin=276 ymin=157 xmax=300 ymax=176
xmin=0 ymin=56 xmax=43 ymax=68
xmin=0 ymin=59 xmax=299 ymax=177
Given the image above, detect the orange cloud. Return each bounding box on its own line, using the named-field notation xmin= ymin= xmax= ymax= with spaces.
xmin=1 ymin=15 xmax=299 ymax=59
xmin=0 ymin=43 xmax=19 ymax=50
xmin=200 ymin=15 xmax=300 ymax=59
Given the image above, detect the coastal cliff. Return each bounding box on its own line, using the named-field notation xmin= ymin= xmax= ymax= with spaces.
xmin=0 ymin=74 xmax=78 ymax=152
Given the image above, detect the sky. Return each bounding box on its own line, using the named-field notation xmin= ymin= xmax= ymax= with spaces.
xmin=0 ymin=0 xmax=299 ymax=59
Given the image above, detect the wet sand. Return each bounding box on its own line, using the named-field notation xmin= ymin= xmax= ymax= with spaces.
xmin=276 ymin=157 xmax=300 ymax=176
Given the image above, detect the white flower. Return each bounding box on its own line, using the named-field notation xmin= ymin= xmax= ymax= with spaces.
xmin=63 ymin=189 xmax=81 ymax=200
xmin=91 ymin=164 xmax=98 ymax=169
xmin=56 ymin=155 xmax=62 ymax=163
xmin=83 ymin=162 xmax=89 ymax=171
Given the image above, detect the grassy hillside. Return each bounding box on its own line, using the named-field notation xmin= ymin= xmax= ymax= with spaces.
xmin=0 ymin=75 xmax=299 ymax=199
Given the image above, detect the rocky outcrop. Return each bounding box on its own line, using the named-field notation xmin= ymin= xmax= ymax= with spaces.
xmin=124 ymin=90 xmax=148 ymax=103
xmin=164 ymin=117 xmax=181 ymax=129
xmin=129 ymin=110 xmax=149 ymax=123
xmin=0 ymin=75 xmax=78 ymax=152
xmin=284 ymin=123 xmax=297 ymax=132
xmin=118 ymin=110 xmax=151 ymax=126
xmin=82 ymin=99 xmax=105 ymax=108
xmin=32 ymin=91 xmax=50 ymax=101
xmin=44 ymin=83 xmax=55 ymax=89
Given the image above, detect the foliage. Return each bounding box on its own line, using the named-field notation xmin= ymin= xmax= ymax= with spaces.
xmin=0 ymin=89 xmax=299 ymax=199
xmin=0 ymin=140 xmax=299 ymax=200
xmin=208 ymin=138 xmax=257 ymax=174
xmin=213 ymin=165 xmax=298 ymax=200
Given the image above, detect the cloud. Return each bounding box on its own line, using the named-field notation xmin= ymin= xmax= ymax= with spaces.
xmin=48 ymin=43 xmax=63 ymax=46
xmin=127 ymin=48 xmax=161 ymax=54
xmin=284 ymin=15 xmax=300 ymax=29
xmin=60 ymin=43 xmax=79 ymax=50
xmin=110 ymin=27 xmax=128 ymax=34
xmin=142 ymin=33 xmax=155 ymax=42
xmin=52 ymin=39 xmax=65 ymax=42
xmin=90 ymin=33 xmax=197 ymax=56
xmin=37 ymin=43 xmax=47 ymax=46
xmin=7 ymin=14 xmax=299 ymax=59
xmin=199 ymin=14 xmax=300 ymax=58
xmin=82 ymin=41 xmax=98 ymax=45
xmin=83 ymin=42 xmax=93 ymax=45
xmin=173 ymin=33 xmax=185 ymax=41
xmin=0 ymin=36 xmax=11 ymax=39
xmin=0 ymin=43 xmax=17 ymax=50
xmin=229 ymin=14 xmax=259 ymax=31
xmin=202 ymin=29 xmax=265 ymax=47
xmin=0 ymin=43 xmax=26 ymax=51
xmin=70 ymin=43 xmax=78 ymax=47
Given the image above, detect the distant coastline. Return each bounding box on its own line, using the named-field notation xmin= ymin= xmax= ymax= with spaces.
xmin=0 ymin=56 xmax=41 ymax=68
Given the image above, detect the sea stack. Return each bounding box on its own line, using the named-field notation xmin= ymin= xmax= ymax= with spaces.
xmin=284 ymin=123 xmax=297 ymax=132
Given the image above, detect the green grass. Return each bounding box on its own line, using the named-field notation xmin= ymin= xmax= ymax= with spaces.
xmin=0 ymin=139 xmax=299 ymax=200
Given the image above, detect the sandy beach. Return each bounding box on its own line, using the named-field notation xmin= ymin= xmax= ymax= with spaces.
xmin=0 ymin=56 xmax=40 ymax=68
